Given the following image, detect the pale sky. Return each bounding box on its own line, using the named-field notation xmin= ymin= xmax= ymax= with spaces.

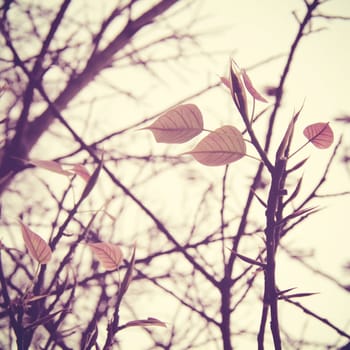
xmin=2 ymin=0 xmax=350 ymax=349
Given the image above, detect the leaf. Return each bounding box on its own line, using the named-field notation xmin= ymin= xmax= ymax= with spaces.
xmin=20 ymin=222 xmax=52 ymax=264
xmin=281 ymin=206 xmax=320 ymax=225
xmin=24 ymin=308 xmax=69 ymax=329
xmin=29 ymin=159 xmax=72 ymax=176
xmin=276 ymin=107 xmax=302 ymax=160
xmin=70 ymin=164 xmax=90 ymax=182
xmin=303 ymin=122 xmax=334 ymax=149
xmin=124 ymin=317 xmax=167 ymax=329
xmin=229 ymin=59 xmax=248 ymax=118
xmin=79 ymin=155 xmax=103 ymax=202
xmin=220 ymin=76 xmax=231 ymax=90
xmin=279 ymin=292 xmax=319 ymax=300
xmin=117 ymin=244 xmax=136 ymax=302
xmin=230 ymin=250 xmax=266 ymax=268
xmin=286 ymin=157 xmax=308 ymax=173
xmin=278 ymin=287 xmax=297 ymax=296
xmin=88 ymin=242 xmax=123 ymax=271
xmin=24 ymin=294 xmax=49 ymax=303
xmin=143 ymin=104 xmax=203 ymax=143
xmin=283 ymin=176 xmax=303 ymax=207
xmin=241 ymin=69 xmax=268 ymax=102
xmin=185 ymin=125 xmax=246 ymax=166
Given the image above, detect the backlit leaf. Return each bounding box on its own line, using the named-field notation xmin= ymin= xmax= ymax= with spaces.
xmin=20 ymin=222 xmax=52 ymax=264
xmin=70 ymin=164 xmax=90 ymax=182
xmin=242 ymin=69 xmax=268 ymax=102
xmin=185 ymin=125 xmax=246 ymax=166
xmin=303 ymin=122 xmax=334 ymax=149
xmin=88 ymin=242 xmax=123 ymax=271
xmin=29 ymin=159 xmax=72 ymax=176
xmin=124 ymin=317 xmax=167 ymax=329
xmin=220 ymin=76 xmax=231 ymax=90
xmin=143 ymin=104 xmax=203 ymax=143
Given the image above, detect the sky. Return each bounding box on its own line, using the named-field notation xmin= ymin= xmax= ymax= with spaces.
xmin=117 ymin=0 xmax=350 ymax=347
xmin=2 ymin=0 xmax=350 ymax=348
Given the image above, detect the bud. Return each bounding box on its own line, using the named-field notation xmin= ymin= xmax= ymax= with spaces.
xmin=229 ymin=59 xmax=248 ymax=119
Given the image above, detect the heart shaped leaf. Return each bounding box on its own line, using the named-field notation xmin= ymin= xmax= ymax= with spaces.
xmin=303 ymin=122 xmax=334 ymax=149
xmin=143 ymin=104 xmax=203 ymax=143
xmin=88 ymin=242 xmax=123 ymax=271
xmin=185 ymin=125 xmax=246 ymax=166
xmin=20 ymin=222 xmax=52 ymax=264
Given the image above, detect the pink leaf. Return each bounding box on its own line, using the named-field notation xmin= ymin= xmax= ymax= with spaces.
xmin=29 ymin=159 xmax=72 ymax=176
xmin=70 ymin=164 xmax=90 ymax=182
xmin=143 ymin=104 xmax=203 ymax=143
xmin=124 ymin=317 xmax=167 ymax=329
xmin=220 ymin=76 xmax=231 ymax=90
xmin=20 ymin=222 xmax=52 ymax=264
xmin=184 ymin=125 xmax=246 ymax=166
xmin=88 ymin=242 xmax=123 ymax=271
xmin=303 ymin=122 xmax=334 ymax=149
xmin=242 ymin=69 xmax=268 ymax=102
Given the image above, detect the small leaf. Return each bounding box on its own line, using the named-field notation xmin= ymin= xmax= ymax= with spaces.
xmin=20 ymin=222 xmax=52 ymax=264
xmin=242 ymin=69 xmax=268 ymax=102
xmin=278 ymin=287 xmax=297 ymax=296
xmin=70 ymin=164 xmax=90 ymax=182
xmin=124 ymin=317 xmax=167 ymax=329
xmin=229 ymin=59 xmax=248 ymax=118
xmin=24 ymin=308 xmax=69 ymax=329
xmin=143 ymin=104 xmax=203 ymax=143
xmin=25 ymin=294 xmax=49 ymax=303
xmin=279 ymin=291 xmax=319 ymax=300
xmin=88 ymin=242 xmax=123 ymax=271
xmin=303 ymin=122 xmax=334 ymax=149
xmin=220 ymin=76 xmax=231 ymax=90
xmin=286 ymin=157 xmax=308 ymax=173
xmin=79 ymin=155 xmax=103 ymax=202
xmin=185 ymin=125 xmax=246 ymax=166
xmin=230 ymin=250 xmax=266 ymax=268
xmin=29 ymin=159 xmax=72 ymax=176
xmin=117 ymin=244 xmax=136 ymax=302
xmin=281 ymin=206 xmax=320 ymax=224
xmin=335 ymin=115 xmax=350 ymax=124
xmin=276 ymin=108 xmax=302 ymax=160
xmin=283 ymin=176 xmax=303 ymax=207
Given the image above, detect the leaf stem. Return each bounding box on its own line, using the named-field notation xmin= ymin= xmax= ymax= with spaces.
xmin=288 ymin=140 xmax=310 ymax=159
